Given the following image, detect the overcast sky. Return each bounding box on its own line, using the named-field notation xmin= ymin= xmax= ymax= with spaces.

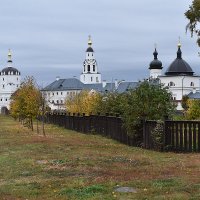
xmin=0 ymin=0 xmax=198 ymax=86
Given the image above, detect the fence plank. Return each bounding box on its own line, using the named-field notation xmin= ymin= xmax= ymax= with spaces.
xmin=179 ymin=122 xmax=183 ymax=151
xmin=193 ymin=122 xmax=197 ymax=152
xmin=188 ymin=122 xmax=192 ymax=152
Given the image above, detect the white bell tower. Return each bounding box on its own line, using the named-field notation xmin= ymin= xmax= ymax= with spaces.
xmin=80 ymin=36 xmax=102 ymax=84
xmin=0 ymin=49 xmax=21 ymax=112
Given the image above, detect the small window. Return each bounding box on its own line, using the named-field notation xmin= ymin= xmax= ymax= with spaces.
xmin=61 ymin=100 xmax=63 ymax=104
xmin=52 ymin=93 xmax=54 ymax=96
xmin=0 ymin=99 xmax=2 ymax=101
xmin=169 ymin=82 xmax=175 ymax=86
xmin=96 ymin=77 xmax=99 ymax=82
xmin=191 ymin=82 xmax=194 ymax=87
xmin=17 ymin=77 xmax=18 ymax=81
xmin=2 ymin=85 xmax=4 ymax=89
xmin=88 ymin=53 xmax=89 ymax=56
xmin=91 ymin=77 xmax=93 ymax=82
xmin=57 ymin=92 xmax=58 ymax=95
xmin=5 ymin=99 xmax=7 ymax=101
xmin=3 ymin=78 xmax=4 ymax=81
xmin=57 ymin=100 xmax=59 ymax=103
xmin=93 ymin=65 xmax=95 ymax=72
xmin=52 ymin=100 xmax=54 ymax=103
xmin=61 ymin=92 xmax=63 ymax=95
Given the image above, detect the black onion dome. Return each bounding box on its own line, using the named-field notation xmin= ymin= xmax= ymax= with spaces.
xmin=1 ymin=67 xmax=20 ymax=75
xmin=149 ymin=49 xmax=162 ymax=69
xmin=165 ymin=47 xmax=193 ymax=76
xmin=86 ymin=47 xmax=94 ymax=52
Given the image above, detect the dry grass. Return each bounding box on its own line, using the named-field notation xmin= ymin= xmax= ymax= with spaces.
xmin=1 ymin=115 xmax=200 ymax=199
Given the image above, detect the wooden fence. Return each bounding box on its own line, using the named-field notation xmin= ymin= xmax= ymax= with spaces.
xmin=43 ymin=113 xmax=200 ymax=152
xmin=144 ymin=120 xmax=200 ymax=152
xmin=44 ymin=113 xmax=136 ymax=146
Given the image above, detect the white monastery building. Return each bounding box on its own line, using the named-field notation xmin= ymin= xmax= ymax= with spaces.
xmin=0 ymin=50 xmax=21 ymax=113
xmin=149 ymin=41 xmax=200 ymax=110
xmin=0 ymin=37 xmax=199 ymax=112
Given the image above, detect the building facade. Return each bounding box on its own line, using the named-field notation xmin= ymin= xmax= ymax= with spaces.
xmin=0 ymin=50 xmax=21 ymax=113
xmin=149 ymin=42 xmax=200 ymax=110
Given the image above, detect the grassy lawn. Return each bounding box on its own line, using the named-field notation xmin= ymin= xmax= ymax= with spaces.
xmin=1 ymin=115 xmax=200 ymax=199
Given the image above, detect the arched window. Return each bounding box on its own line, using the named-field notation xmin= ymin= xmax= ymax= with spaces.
xmin=191 ymin=82 xmax=194 ymax=87
xmin=87 ymin=65 xmax=90 ymax=72
xmin=169 ymin=82 xmax=175 ymax=86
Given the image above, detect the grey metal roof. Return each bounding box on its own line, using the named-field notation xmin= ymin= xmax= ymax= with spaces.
xmin=116 ymin=82 xmax=138 ymax=93
xmin=103 ymin=83 xmax=116 ymax=92
xmin=43 ymin=78 xmax=84 ymax=91
xmin=188 ymin=92 xmax=200 ymax=99
xmin=83 ymin=83 xmax=103 ymax=92
xmin=42 ymin=78 xmax=140 ymax=94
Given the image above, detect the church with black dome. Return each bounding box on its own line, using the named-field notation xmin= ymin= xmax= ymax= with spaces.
xmin=149 ymin=41 xmax=200 ymax=110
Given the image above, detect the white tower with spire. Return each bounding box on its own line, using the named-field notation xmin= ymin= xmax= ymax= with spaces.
xmin=0 ymin=50 xmax=21 ymax=113
xmin=80 ymin=36 xmax=102 ymax=84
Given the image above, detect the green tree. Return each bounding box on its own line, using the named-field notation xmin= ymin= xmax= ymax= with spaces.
xmin=122 ymin=81 xmax=175 ymax=142
xmin=186 ymin=99 xmax=200 ymax=119
xmin=181 ymin=95 xmax=189 ymax=111
xmin=185 ymin=0 xmax=200 ymax=46
xmin=96 ymin=92 xmax=127 ymax=115
xmin=96 ymin=81 xmax=175 ymax=145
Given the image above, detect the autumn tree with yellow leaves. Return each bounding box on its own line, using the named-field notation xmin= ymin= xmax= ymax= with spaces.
xmin=65 ymin=90 xmax=101 ymax=115
xmin=10 ymin=76 xmax=46 ymax=135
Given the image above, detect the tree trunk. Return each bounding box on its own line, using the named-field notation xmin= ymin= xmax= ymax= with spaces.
xmin=42 ymin=114 xmax=46 ymax=137
xmin=36 ymin=118 xmax=39 ymax=134
xmin=31 ymin=117 xmax=34 ymax=131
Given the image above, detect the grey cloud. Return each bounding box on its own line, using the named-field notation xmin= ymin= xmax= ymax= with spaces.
xmin=0 ymin=0 xmax=197 ymax=85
